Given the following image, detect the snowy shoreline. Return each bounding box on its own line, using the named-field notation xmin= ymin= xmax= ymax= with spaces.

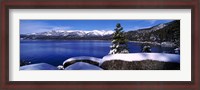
xmin=101 ymin=53 xmax=180 ymax=65
xmin=129 ymin=41 xmax=161 ymax=45
xmin=130 ymin=41 xmax=178 ymax=48
xmin=20 ymin=53 xmax=180 ymax=70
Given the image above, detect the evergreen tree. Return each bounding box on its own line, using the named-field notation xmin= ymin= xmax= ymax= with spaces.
xmin=109 ymin=23 xmax=129 ymax=54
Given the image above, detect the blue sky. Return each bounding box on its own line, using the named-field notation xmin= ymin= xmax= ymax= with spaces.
xmin=20 ymin=20 xmax=174 ymax=34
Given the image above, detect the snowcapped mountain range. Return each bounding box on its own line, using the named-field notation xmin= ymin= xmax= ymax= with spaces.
xmin=21 ymin=20 xmax=179 ymax=41
xmin=23 ymin=23 xmax=167 ymax=38
xmin=28 ymin=30 xmax=114 ymax=37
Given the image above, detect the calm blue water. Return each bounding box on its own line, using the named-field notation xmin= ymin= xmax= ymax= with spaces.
xmin=20 ymin=40 xmax=176 ymax=66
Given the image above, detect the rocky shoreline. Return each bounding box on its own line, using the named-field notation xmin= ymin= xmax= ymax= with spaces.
xmin=101 ymin=60 xmax=180 ymax=70
xmin=20 ymin=53 xmax=180 ymax=70
xmin=20 ymin=59 xmax=180 ymax=70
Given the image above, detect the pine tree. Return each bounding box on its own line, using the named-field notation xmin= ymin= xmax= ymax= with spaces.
xmin=109 ymin=23 xmax=129 ymax=54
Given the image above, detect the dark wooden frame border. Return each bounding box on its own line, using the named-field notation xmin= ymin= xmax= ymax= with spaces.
xmin=0 ymin=1 xmax=199 ymax=90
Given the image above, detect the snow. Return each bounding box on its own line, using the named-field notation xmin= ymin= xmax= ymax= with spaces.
xmin=109 ymin=49 xmax=117 ymax=54
xmin=20 ymin=53 xmax=180 ymax=70
xmin=57 ymin=65 xmax=64 ymax=70
xmin=174 ymin=48 xmax=180 ymax=54
xmin=101 ymin=53 xmax=180 ymax=65
xmin=151 ymin=24 xmax=166 ymax=31
xmin=20 ymin=63 xmax=58 ymax=70
xmin=63 ymin=56 xmax=102 ymax=65
xmin=90 ymin=30 xmax=114 ymax=36
xmin=85 ymin=30 xmax=114 ymax=36
xmin=64 ymin=62 xmax=103 ymax=70
xmin=29 ymin=30 xmax=114 ymax=37
xmin=161 ymin=42 xmax=176 ymax=47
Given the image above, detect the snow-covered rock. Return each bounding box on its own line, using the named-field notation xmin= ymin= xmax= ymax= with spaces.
xmin=101 ymin=53 xmax=180 ymax=65
xmin=20 ymin=63 xmax=58 ymax=70
xmin=57 ymin=65 xmax=64 ymax=70
xmin=63 ymin=56 xmax=102 ymax=64
xmin=64 ymin=62 xmax=103 ymax=70
xmin=161 ymin=42 xmax=176 ymax=47
xmin=63 ymin=56 xmax=102 ymax=68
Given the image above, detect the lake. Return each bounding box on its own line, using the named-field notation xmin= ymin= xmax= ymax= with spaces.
xmin=20 ymin=40 xmax=176 ymax=66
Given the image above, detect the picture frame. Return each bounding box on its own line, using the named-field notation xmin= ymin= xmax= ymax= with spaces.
xmin=0 ymin=0 xmax=199 ymax=90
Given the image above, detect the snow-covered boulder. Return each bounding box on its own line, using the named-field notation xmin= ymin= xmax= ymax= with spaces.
xmin=64 ymin=62 xmax=103 ymax=70
xmin=161 ymin=42 xmax=176 ymax=47
xmin=57 ymin=65 xmax=64 ymax=70
xmin=63 ymin=56 xmax=102 ymax=68
xmin=20 ymin=63 xmax=58 ymax=70
xmin=101 ymin=53 xmax=180 ymax=65
xmin=142 ymin=46 xmax=151 ymax=52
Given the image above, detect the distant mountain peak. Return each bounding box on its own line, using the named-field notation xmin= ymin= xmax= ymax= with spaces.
xmin=27 ymin=30 xmax=114 ymax=37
